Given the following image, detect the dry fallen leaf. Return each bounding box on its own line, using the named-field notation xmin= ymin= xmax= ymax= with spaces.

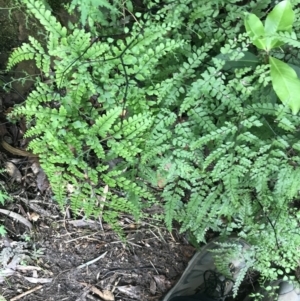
xmin=37 ymin=171 xmax=49 ymax=192
xmin=101 ymin=290 xmax=114 ymax=301
xmin=30 ymin=161 xmax=40 ymax=175
xmin=153 ymin=275 xmax=167 ymax=292
xmin=181 ymin=245 xmax=196 ymax=259
xmin=68 ymin=219 xmax=97 ymax=228
xmin=0 ymin=209 xmax=32 ymax=229
xmin=67 ymin=183 xmax=75 ymax=193
xmin=117 ymin=285 xmax=142 ymax=299
xmin=0 ymin=268 xmax=15 ymax=283
xmin=4 ymin=161 xmax=22 ymax=183
xmin=35 ymin=167 xmax=49 ymax=193
xmin=29 ymin=212 xmax=40 ymax=221
xmin=150 ymin=279 xmax=156 ymax=295
xmin=80 ymin=283 xmax=114 ymax=301
xmin=157 ymin=172 xmax=167 ymax=188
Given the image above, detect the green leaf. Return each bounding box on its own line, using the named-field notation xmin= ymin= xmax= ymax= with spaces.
xmin=265 ymin=286 xmax=273 ymax=291
xmin=0 ymin=191 xmax=8 ymax=205
xmin=72 ymin=120 xmax=84 ymax=129
xmin=270 ymin=56 xmax=300 ymax=114
xmin=265 ymin=0 xmax=294 ymax=49
xmin=123 ymin=54 xmax=137 ymax=65
xmin=277 ymin=269 xmax=284 ymax=275
xmin=0 ymin=225 xmax=7 ymax=237
xmin=126 ymin=0 xmax=133 ymax=12
xmin=215 ymin=51 xmax=259 ymax=71
xmin=288 ymin=63 xmax=300 ymax=78
xmin=244 ymin=13 xmax=266 ymax=50
xmin=265 ymin=0 xmax=294 ymax=34
xmin=91 ymin=107 xmax=122 ymax=138
xmin=135 ymin=73 xmax=145 ymax=81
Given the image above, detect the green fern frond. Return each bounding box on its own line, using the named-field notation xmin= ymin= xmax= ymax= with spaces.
xmin=6 ymin=43 xmax=35 ymax=70
xmin=23 ymin=0 xmax=67 ymax=38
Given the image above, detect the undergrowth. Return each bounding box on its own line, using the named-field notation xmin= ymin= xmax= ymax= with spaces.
xmin=5 ymin=0 xmax=300 ymax=295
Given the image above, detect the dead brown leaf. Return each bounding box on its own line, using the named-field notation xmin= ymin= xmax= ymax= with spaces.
xmin=153 ymin=275 xmax=167 ymax=292
xmin=0 ymin=209 xmax=32 ymax=229
xmin=68 ymin=219 xmax=97 ymax=228
xmin=30 ymin=161 xmax=49 ymax=192
xmin=150 ymin=279 xmax=156 ymax=295
xmin=4 ymin=161 xmax=22 ymax=183
xmin=29 ymin=212 xmax=40 ymax=221
xmin=36 ymin=168 xmax=49 ymax=193
xmin=30 ymin=161 xmax=40 ymax=175
xmin=80 ymin=282 xmax=114 ymax=301
xmin=181 ymin=245 xmax=196 ymax=259
xmin=117 ymin=285 xmax=142 ymax=299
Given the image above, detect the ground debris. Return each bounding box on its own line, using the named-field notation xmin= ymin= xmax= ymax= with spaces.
xmin=80 ymin=282 xmax=114 ymax=301
xmin=117 ymin=285 xmax=142 ymax=299
xmin=1 ymin=213 xmax=191 ymax=300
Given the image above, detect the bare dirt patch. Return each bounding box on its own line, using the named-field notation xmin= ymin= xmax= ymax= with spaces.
xmin=1 ymin=202 xmax=194 ymax=301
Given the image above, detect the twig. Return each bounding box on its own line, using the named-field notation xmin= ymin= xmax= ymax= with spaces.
xmin=169 ymin=230 xmax=176 ymax=242
xmin=24 ymin=277 xmax=52 ymax=283
xmin=111 ymin=277 xmax=121 ymax=293
xmin=16 ymin=265 xmax=42 ymax=271
xmin=149 ymin=260 xmax=159 ymax=275
xmin=121 ymin=0 xmax=142 ymax=29
xmin=109 ymin=239 xmax=142 ymax=248
xmin=148 ymin=228 xmax=165 ymax=243
xmin=10 ymin=285 xmax=42 ymax=301
xmin=76 ymin=251 xmax=108 ymax=269
xmin=66 ymin=231 xmax=102 ymax=243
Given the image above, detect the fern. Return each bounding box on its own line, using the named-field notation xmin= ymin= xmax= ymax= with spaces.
xmin=7 ymin=0 xmax=300 ymax=293
xmin=6 ymin=43 xmax=35 ymax=70
xmin=23 ymin=0 xmax=67 ymax=37
xmin=68 ymin=0 xmax=120 ymax=28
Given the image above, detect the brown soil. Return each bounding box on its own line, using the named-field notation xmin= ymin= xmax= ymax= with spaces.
xmin=1 ymin=198 xmax=195 ymax=300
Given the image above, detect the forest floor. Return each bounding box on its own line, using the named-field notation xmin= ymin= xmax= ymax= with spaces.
xmin=1 ymin=194 xmax=195 ymax=300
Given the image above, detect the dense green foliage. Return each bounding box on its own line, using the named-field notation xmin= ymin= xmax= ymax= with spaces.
xmin=6 ymin=0 xmax=300 ymax=295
